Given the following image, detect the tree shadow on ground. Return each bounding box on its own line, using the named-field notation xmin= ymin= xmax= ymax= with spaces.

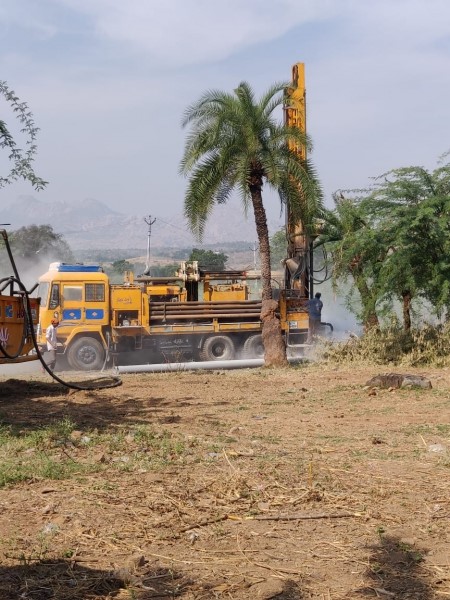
xmin=0 ymin=377 xmax=173 ymax=432
xmin=0 ymin=375 xmax=231 ymax=433
xmin=0 ymin=559 xmax=192 ymax=600
xmin=358 ymin=534 xmax=432 ymax=598
xmin=274 ymin=580 xmax=305 ymax=599
xmin=0 ymin=559 xmax=304 ymax=599
xmin=0 ymin=378 xmax=71 ymax=401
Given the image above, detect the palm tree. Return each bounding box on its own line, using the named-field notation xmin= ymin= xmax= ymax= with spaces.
xmin=180 ymin=82 xmax=323 ymax=366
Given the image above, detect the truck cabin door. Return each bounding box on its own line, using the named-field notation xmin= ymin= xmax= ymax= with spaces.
xmin=61 ymin=284 xmax=83 ymax=322
xmin=61 ymin=282 xmax=107 ymax=324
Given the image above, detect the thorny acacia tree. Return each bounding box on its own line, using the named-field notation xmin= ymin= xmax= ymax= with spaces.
xmin=0 ymin=81 xmax=47 ymax=191
xmin=367 ymin=161 xmax=450 ymax=328
xmin=180 ymin=82 xmax=323 ymax=366
xmin=319 ymin=156 xmax=450 ymax=331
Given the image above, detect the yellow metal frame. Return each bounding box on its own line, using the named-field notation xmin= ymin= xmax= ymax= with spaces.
xmin=285 ymin=62 xmax=306 ymax=161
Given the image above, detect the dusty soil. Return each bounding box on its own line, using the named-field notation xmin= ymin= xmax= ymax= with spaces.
xmin=0 ymin=362 xmax=449 ymax=599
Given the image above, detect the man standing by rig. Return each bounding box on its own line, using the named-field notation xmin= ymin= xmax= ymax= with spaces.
xmin=45 ymin=318 xmax=59 ymax=371
xmin=307 ymin=292 xmax=323 ymax=343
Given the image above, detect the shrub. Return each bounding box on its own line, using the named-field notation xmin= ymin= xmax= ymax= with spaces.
xmin=318 ymin=321 xmax=450 ymax=366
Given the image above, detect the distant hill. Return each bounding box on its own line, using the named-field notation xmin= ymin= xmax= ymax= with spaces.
xmin=0 ymin=196 xmax=279 ymax=250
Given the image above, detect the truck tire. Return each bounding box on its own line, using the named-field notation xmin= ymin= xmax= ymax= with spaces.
xmin=67 ymin=337 xmax=105 ymax=371
xmin=199 ymin=336 xmax=235 ymax=361
xmin=242 ymin=334 xmax=264 ymax=359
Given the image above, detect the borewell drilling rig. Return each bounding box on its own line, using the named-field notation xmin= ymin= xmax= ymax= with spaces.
xmin=278 ymin=62 xmax=331 ymax=349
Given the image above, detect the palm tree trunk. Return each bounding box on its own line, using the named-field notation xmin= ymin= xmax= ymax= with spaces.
xmin=250 ymin=185 xmax=272 ymax=301
xmin=250 ymin=184 xmax=288 ymax=367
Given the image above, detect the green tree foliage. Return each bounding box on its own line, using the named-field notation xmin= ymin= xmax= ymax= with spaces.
xmin=0 ymin=81 xmax=47 ymax=190
xmin=189 ymin=248 xmax=228 ymax=270
xmin=270 ymin=229 xmax=287 ymax=268
xmin=146 ymin=263 xmax=180 ymax=277
xmin=180 ymin=81 xmax=323 ymax=365
xmin=180 ymin=81 xmax=322 ymax=300
xmin=9 ymin=225 xmax=73 ymax=263
xmin=367 ymin=162 xmax=450 ymax=325
xmin=319 ymin=155 xmax=450 ymax=330
xmin=111 ymin=259 xmax=133 ymax=275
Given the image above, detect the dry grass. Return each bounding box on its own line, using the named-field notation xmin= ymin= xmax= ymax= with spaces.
xmin=0 ymin=362 xmax=449 ymax=598
xmin=318 ymin=322 xmax=450 ymax=367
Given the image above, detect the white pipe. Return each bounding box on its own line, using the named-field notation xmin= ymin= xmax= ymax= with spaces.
xmin=116 ymin=356 xmax=304 ymax=374
xmin=116 ymin=358 xmax=264 ymax=373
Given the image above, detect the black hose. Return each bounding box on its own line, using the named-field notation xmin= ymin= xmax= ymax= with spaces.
xmin=1 ymin=229 xmax=21 ymax=280
xmin=0 ymin=230 xmax=121 ymax=390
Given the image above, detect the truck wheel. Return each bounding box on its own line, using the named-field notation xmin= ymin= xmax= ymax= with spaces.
xmin=199 ymin=336 xmax=235 ymax=361
xmin=242 ymin=334 xmax=264 ymax=359
xmin=67 ymin=337 xmax=105 ymax=371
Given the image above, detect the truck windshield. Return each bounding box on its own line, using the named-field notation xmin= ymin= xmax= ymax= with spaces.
xmin=37 ymin=282 xmax=49 ymax=308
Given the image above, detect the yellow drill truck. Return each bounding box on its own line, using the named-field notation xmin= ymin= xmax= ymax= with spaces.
xmin=35 ymin=261 xmax=330 ymax=370
xmin=35 ymin=261 xmax=264 ymax=370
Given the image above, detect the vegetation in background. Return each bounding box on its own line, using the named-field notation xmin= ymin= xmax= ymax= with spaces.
xmin=269 ymin=229 xmax=286 ymax=268
xmin=0 ymin=224 xmax=73 ymax=273
xmin=8 ymin=225 xmax=73 ymax=262
xmin=189 ymin=248 xmax=228 ymax=270
xmin=318 ymin=195 xmax=381 ymax=330
xmin=0 ymin=81 xmax=47 ymax=190
xmin=72 ymin=243 xmax=248 ymax=268
xmin=319 ymin=155 xmax=450 ymax=330
xmin=180 ymin=81 xmax=323 ymax=365
xmin=101 ymin=259 xmax=134 ymax=282
xmin=147 ymin=263 xmax=180 ymax=277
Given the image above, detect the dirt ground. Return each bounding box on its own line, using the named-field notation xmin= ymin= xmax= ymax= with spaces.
xmin=0 ymin=362 xmax=449 ymax=599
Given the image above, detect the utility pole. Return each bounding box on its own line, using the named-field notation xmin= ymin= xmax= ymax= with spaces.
xmin=249 ymin=241 xmax=259 ymax=270
xmin=144 ymin=215 xmax=156 ymax=276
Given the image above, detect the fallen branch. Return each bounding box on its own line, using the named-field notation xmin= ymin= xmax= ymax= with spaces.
xmin=251 ymin=511 xmax=361 ymax=521
xmin=180 ymin=514 xmax=229 ymax=532
xmin=181 ymin=511 xmax=360 ymax=531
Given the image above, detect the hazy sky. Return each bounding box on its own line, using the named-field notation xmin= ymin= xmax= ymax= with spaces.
xmin=1 ymin=0 xmax=450 ymax=228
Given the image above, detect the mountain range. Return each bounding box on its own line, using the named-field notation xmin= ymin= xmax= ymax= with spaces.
xmin=0 ymin=195 xmax=277 ymax=250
